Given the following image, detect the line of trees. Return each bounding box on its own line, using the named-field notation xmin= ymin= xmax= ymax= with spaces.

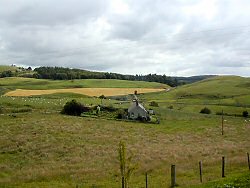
xmin=1 ymin=66 xmax=214 ymax=87
xmin=34 ymin=67 xmax=180 ymax=86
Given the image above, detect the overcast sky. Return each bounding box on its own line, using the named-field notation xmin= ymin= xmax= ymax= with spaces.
xmin=0 ymin=0 xmax=250 ymax=76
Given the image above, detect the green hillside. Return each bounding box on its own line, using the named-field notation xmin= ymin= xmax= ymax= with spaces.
xmin=0 ymin=77 xmax=168 ymax=89
xmin=143 ymin=76 xmax=250 ymax=104
xmin=0 ymin=75 xmax=249 ymax=187
xmin=0 ymin=65 xmax=33 ymax=77
xmin=0 ymin=65 xmax=18 ymax=72
xmin=172 ymin=76 xmax=250 ymax=98
xmin=141 ymin=76 xmax=250 ymax=116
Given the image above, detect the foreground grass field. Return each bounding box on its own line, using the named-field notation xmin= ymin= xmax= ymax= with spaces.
xmin=0 ymin=76 xmax=250 ymax=187
xmin=1 ymin=109 xmax=249 ymax=187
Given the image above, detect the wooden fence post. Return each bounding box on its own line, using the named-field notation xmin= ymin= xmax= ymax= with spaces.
xmin=145 ymin=172 xmax=148 ymax=188
xmin=122 ymin=176 xmax=125 ymax=188
xmin=247 ymin=152 xmax=250 ymax=170
xmin=222 ymin=156 xmax=225 ymax=178
xmin=199 ymin=161 xmax=203 ymax=183
xmin=221 ymin=110 xmax=224 ymax=135
xmin=171 ymin=164 xmax=176 ymax=187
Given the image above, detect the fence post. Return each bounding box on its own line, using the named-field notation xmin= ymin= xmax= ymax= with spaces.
xmin=247 ymin=152 xmax=250 ymax=170
xmin=199 ymin=161 xmax=203 ymax=183
xmin=171 ymin=164 xmax=176 ymax=187
xmin=145 ymin=172 xmax=148 ymax=188
xmin=222 ymin=156 xmax=225 ymax=178
xmin=221 ymin=110 xmax=224 ymax=135
xmin=122 ymin=176 xmax=125 ymax=188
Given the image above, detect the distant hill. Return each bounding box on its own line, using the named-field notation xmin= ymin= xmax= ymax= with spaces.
xmin=0 ymin=65 xmax=18 ymax=72
xmin=1 ymin=65 xmax=216 ymax=86
xmin=173 ymin=75 xmax=216 ymax=84
xmin=143 ymin=75 xmax=250 ymax=107
xmin=0 ymin=65 xmax=33 ymax=77
xmin=172 ymin=76 xmax=250 ymax=98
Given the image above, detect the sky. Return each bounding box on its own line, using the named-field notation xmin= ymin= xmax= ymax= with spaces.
xmin=0 ymin=0 xmax=250 ymax=76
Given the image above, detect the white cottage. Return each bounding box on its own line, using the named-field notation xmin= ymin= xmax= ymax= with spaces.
xmin=128 ymin=100 xmax=149 ymax=120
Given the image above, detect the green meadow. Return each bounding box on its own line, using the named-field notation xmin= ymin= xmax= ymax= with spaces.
xmin=0 ymin=77 xmax=167 ymax=90
xmin=0 ymin=76 xmax=250 ymax=187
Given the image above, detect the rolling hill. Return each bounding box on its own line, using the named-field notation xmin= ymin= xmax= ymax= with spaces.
xmin=0 ymin=67 xmax=249 ymax=187
xmin=143 ymin=76 xmax=250 ymax=104
xmin=0 ymin=65 xmax=216 ymax=86
xmin=0 ymin=77 xmax=169 ymax=97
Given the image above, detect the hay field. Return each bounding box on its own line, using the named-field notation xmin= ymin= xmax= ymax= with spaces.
xmin=4 ymin=88 xmax=165 ymax=97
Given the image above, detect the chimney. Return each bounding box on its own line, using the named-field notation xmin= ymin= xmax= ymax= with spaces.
xmin=136 ymin=100 xmax=139 ymax=106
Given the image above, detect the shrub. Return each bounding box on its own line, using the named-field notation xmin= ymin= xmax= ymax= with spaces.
xmin=149 ymin=101 xmax=159 ymax=107
xmin=0 ymin=106 xmax=3 ymax=114
xmin=99 ymin=95 xmax=106 ymax=99
xmin=116 ymin=109 xmax=127 ymax=119
xmin=117 ymin=113 xmax=123 ymax=119
xmin=101 ymin=105 xmax=117 ymax=112
xmin=200 ymin=107 xmax=211 ymax=114
xmin=168 ymin=105 xmax=174 ymax=109
xmin=243 ymin=110 xmax=248 ymax=118
xmin=61 ymin=100 xmax=89 ymax=116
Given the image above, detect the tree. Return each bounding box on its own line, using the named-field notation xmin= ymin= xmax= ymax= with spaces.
xmin=118 ymin=141 xmax=137 ymax=188
xmin=99 ymin=94 xmax=106 ymax=99
xmin=0 ymin=70 xmax=13 ymax=78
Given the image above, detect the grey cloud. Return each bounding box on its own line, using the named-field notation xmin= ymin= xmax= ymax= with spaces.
xmin=0 ymin=0 xmax=250 ymax=77
xmin=0 ymin=0 xmax=108 ymax=26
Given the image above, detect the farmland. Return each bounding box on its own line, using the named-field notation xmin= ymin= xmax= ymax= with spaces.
xmin=4 ymin=88 xmax=165 ymax=97
xmin=0 ymin=76 xmax=250 ymax=187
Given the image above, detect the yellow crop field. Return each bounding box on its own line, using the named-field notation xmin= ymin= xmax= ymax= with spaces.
xmin=4 ymin=88 xmax=165 ymax=97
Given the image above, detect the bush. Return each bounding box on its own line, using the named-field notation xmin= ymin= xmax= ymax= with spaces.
xmin=100 ymin=105 xmax=117 ymax=112
xmin=168 ymin=105 xmax=174 ymax=109
xmin=0 ymin=106 xmax=3 ymax=114
xmin=61 ymin=100 xmax=89 ymax=116
xmin=149 ymin=101 xmax=159 ymax=107
xmin=243 ymin=110 xmax=248 ymax=118
xmin=116 ymin=109 xmax=127 ymax=119
xmin=99 ymin=95 xmax=106 ymax=99
xmin=200 ymin=107 xmax=211 ymax=114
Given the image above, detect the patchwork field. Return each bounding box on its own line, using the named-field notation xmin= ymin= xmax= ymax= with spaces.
xmin=0 ymin=76 xmax=250 ymax=187
xmin=0 ymin=77 xmax=168 ymax=90
xmin=4 ymin=88 xmax=165 ymax=97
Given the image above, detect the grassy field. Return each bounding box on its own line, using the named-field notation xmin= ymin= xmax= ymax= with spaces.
xmin=140 ymin=76 xmax=250 ymax=117
xmin=0 ymin=77 xmax=168 ymax=90
xmin=0 ymin=65 xmax=18 ymax=73
xmin=0 ymin=76 xmax=250 ymax=187
xmin=4 ymin=88 xmax=165 ymax=97
xmin=142 ymin=76 xmax=250 ymax=104
xmin=195 ymin=172 xmax=250 ymax=188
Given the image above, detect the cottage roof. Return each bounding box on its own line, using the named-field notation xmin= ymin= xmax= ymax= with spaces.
xmin=128 ymin=101 xmax=147 ymax=113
